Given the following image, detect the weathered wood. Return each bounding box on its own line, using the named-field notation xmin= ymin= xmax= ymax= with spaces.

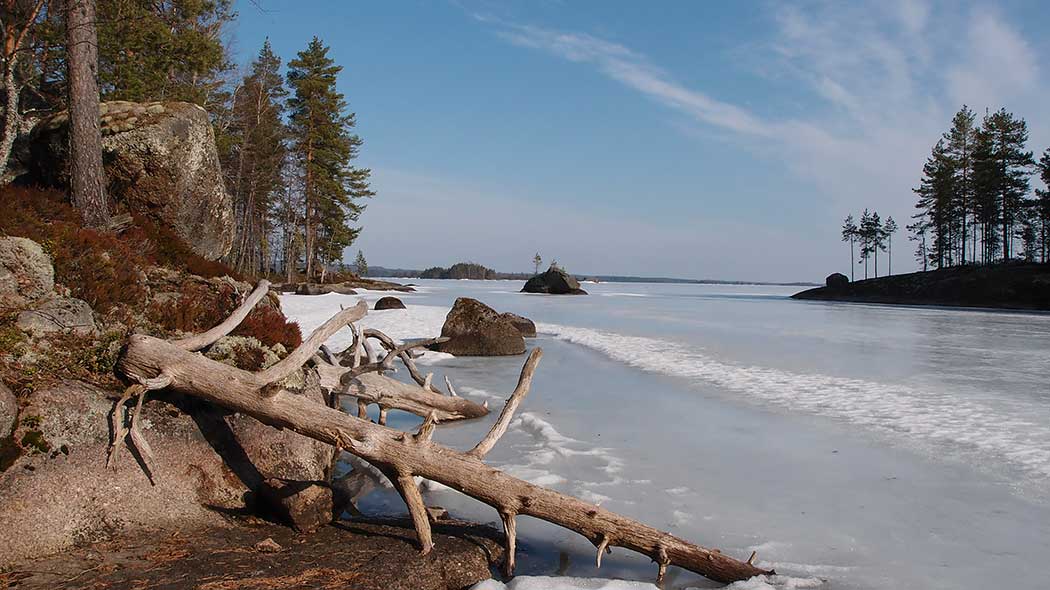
xmin=114 ymin=286 xmax=772 ymax=585
xmin=344 ymin=372 xmax=488 ymax=422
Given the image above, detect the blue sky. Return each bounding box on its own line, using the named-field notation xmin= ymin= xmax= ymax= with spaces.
xmin=232 ymin=1 xmax=1050 ymax=282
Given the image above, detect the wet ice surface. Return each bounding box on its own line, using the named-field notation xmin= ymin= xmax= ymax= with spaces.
xmin=280 ymin=280 xmax=1050 ymax=590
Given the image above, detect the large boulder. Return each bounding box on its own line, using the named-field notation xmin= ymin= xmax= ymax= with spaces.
xmin=0 ymin=372 xmax=338 ymax=567
xmin=15 ymin=296 xmax=97 ymax=337
xmin=25 ymin=101 xmax=234 ymax=260
xmin=226 ymin=370 xmax=337 ymax=526
xmin=0 ymin=237 xmax=54 ymax=308
xmin=826 ymin=273 xmax=850 ymax=290
xmin=374 ymin=296 xmax=406 ymax=310
xmin=433 ymin=298 xmax=526 ymax=356
xmin=0 ymin=381 xmax=245 ymax=567
xmin=521 ymin=266 xmax=588 ymax=295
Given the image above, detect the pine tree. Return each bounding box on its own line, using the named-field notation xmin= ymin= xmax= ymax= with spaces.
xmin=287 ymin=37 xmax=374 ymax=282
xmin=882 ymin=216 xmax=898 ymax=275
xmin=354 ymin=249 xmax=368 ymax=277
xmin=858 ymin=209 xmax=873 ymax=279
xmin=914 ymin=139 xmax=955 ymax=269
xmin=96 ymin=0 xmax=235 ymax=107
xmin=907 ymin=218 xmax=929 ymax=271
xmin=841 ymin=214 xmax=857 ymax=281
xmin=944 ymin=106 xmax=977 ymax=265
xmin=66 ymin=0 xmax=111 ymax=228
xmin=1036 ymin=148 xmax=1050 ymax=263
xmin=976 ymin=109 xmax=1035 ymax=261
xmin=870 ymin=211 xmax=885 ymax=278
xmin=533 ymin=253 xmax=542 ymax=275
xmin=222 ymin=40 xmax=287 ymax=276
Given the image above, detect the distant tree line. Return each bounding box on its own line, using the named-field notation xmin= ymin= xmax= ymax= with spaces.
xmin=909 ymin=106 xmax=1050 ymax=270
xmin=841 ymin=211 xmax=898 ymax=280
xmin=1 ymin=2 xmax=373 ymax=282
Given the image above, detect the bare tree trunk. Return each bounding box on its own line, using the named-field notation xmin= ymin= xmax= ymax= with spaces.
xmin=0 ymin=0 xmax=46 ymax=181
xmin=0 ymin=61 xmax=20 ymax=180
xmin=65 ymin=0 xmax=110 ymax=228
xmin=113 ymin=283 xmax=773 ymax=585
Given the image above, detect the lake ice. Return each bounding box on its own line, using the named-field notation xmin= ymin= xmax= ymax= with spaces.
xmin=280 ymin=279 xmax=1050 ymax=590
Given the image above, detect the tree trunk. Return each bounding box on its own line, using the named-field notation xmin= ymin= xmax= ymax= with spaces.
xmin=0 ymin=60 xmax=20 ymax=180
xmin=65 ymin=0 xmax=110 ymax=228
xmin=113 ymin=283 xmax=773 ymax=585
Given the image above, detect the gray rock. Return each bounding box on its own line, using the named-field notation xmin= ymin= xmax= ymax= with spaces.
xmin=294 ymin=283 xmax=358 ymax=296
xmin=521 ymin=266 xmax=588 ymax=295
xmin=0 ymin=381 xmax=17 ymax=438
xmin=26 ymin=101 xmax=234 ymax=260
xmin=433 ymin=298 xmax=525 ymax=356
xmin=501 ymin=312 xmax=536 ymax=338
xmin=259 ymin=478 xmax=334 ymax=532
xmin=374 ymin=296 xmax=406 ymax=310
xmin=0 ymin=381 xmax=245 ymax=568
xmin=226 ymin=369 xmax=336 ymax=486
xmin=826 ymin=272 xmax=850 ymax=289
xmin=0 ymin=237 xmax=54 ymax=308
xmin=15 ymin=297 xmax=97 ymax=337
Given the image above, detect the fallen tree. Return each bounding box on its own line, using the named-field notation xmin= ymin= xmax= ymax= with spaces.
xmin=112 ymin=280 xmax=773 ymax=584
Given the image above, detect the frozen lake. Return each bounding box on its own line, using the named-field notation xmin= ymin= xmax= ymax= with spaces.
xmin=280 ymin=279 xmax=1050 ymax=590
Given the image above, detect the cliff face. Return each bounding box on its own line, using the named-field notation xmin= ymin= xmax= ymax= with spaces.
xmin=792 ymin=263 xmax=1050 ymax=311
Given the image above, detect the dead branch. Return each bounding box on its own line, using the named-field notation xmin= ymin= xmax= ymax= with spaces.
xmin=114 ymin=282 xmax=772 ymax=585
xmin=172 ymin=280 xmax=273 ymax=351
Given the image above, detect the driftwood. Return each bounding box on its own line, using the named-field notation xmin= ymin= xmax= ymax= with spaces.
xmin=309 ymin=318 xmax=489 ymax=423
xmin=113 ymin=281 xmax=772 ymax=585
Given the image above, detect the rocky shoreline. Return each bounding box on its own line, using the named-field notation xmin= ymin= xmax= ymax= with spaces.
xmin=2 ymin=517 xmax=502 ymax=590
xmin=792 ymin=263 xmax=1050 ymax=311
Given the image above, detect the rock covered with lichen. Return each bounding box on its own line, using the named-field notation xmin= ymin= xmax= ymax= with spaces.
xmin=22 ymin=101 xmax=234 ymax=260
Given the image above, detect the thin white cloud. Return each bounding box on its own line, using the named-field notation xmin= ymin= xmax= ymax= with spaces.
xmin=496 ymin=25 xmax=772 ymax=138
xmin=946 ymin=8 xmax=1040 ymax=109
xmin=474 ymin=3 xmax=1049 ymax=274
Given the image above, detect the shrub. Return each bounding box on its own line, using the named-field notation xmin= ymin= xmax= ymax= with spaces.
xmin=0 ymin=187 xmax=148 ymax=313
xmin=233 ymin=305 xmax=302 ymax=350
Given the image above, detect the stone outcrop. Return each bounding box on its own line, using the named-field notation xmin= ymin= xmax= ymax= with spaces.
xmin=500 ymin=312 xmax=536 ymax=338
xmin=0 ymin=370 xmax=336 ymax=567
xmin=432 ymin=298 xmax=526 ymax=356
xmin=294 ymin=282 xmax=358 ymax=296
xmin=24 ymin=101 xmax=234 ymax=260
xmin=0 ymin=381 xmax=244 ymax=568
xmin=0 ymin=237 xmax=54 ymax=308
xmin=374 ymin=296 xmax=406 ymax=310
xmin=825 ymin=273 xmax=849 ymax=289
xmin=15 ymin=296 xmax=97 ymax=337
xmin=521 ymin=266 xmax=588 ymax=295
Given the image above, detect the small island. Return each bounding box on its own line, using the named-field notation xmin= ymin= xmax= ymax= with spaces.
xmin=793 ymin=264 xmax=1050 ymax=311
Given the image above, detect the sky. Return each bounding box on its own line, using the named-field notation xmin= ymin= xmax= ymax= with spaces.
xmin=232 ymin=0 xmax=1050 ymax=283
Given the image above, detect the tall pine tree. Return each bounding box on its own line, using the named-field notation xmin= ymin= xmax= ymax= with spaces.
xmin=944 ymin=106 xmax=977 ymax=265
xmin=286 ymin=37 xmax=373 ymax=282
xmin=1036 ymin=148 xmax=1050 ymax=263
xmin=913 ymin=139 xmax=955 ymax=269
xmin=975 ymin=109 xmax=1034 ymax=261
xmin=222 ymin=39 xmax=287 ymax=275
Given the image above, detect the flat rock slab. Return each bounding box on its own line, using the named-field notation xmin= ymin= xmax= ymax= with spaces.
xmin=3 ymin=518 xmax=503 ymax=590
